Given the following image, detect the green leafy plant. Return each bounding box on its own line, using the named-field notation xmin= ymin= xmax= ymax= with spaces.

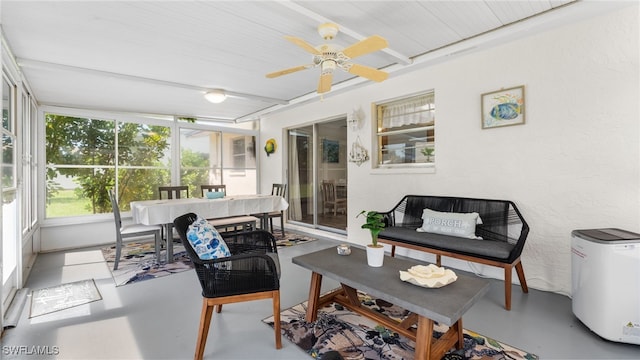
xmin=420 ymin=147 xmax=434 ymax=162
xmin=357 ymin=210 xmax=386 ymax=247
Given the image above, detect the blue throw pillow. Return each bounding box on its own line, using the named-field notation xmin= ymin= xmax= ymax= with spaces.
xmin=205 ymin=191 xmax=224 ymax=199
xmin=186 ymin=215 xmax=231 ymax=260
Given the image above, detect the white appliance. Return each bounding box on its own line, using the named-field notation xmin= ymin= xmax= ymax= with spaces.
xmin=571 ymin=228 xmax=640 ymax=345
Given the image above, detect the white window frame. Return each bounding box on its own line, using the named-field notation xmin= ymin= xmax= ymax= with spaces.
xmin=41 ymin=106 xmax=259 ymax=222
xmin=373 ymin=91 xmax=435 ymax=170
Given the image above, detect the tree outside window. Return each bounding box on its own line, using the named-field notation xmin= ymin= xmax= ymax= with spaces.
xmin=45 ymin=114 xmax=171 ymax=217
xmin=46 ymin=114 xmax=258 ymax=218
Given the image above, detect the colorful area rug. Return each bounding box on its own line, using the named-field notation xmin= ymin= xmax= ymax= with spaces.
xmin=102 ymin=232 xmax=317 ymax=286
xmin=262 ymin=292 xmax=538 ymax=360
xmin=30 ymin=279 xmax=102 ymax=318
xmin=275 ymin=232 xmax=318 ymax=248
xmin=102 ymin=241 xmax=193 ymax=287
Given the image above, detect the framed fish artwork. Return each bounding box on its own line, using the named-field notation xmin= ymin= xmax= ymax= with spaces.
xmin=481 ymin=85 xmax=525 ymax=129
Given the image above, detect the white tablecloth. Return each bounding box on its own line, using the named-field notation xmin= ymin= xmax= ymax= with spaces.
xmin=130 ymin=194 xmax=289 ymax=225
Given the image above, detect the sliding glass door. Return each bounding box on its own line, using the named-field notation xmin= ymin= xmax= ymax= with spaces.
xmin=287 ymin=125 xmax=313 ymax=226
xmin=287 ymin=118 xmax=347 ymax=232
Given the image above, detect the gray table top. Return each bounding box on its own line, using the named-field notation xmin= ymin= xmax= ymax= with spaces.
xmin=292 ymin=246 xmax=490 ymax=326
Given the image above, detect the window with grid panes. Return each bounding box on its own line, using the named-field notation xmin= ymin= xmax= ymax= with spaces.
xmin=375 ymin=91 xmax=435 ymax=167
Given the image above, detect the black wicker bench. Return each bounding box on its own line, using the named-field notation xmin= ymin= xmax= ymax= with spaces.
xmin=376 ymin=195 xmax=530 ymax=310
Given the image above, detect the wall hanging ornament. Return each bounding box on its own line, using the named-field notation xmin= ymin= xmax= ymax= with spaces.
xmin=347 ymin=107 xmax=363 ymax=131
xmin=348 ymin=135 xmax=369 ymax=166
xmin=264 ymin=138 xmax=277 ymax=156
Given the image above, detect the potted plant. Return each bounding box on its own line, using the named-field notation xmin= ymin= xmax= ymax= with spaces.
xmin=421 ymin=147 xmax=434 ymax=162
xmin=357 ymin=210 xmax=386 ymax=267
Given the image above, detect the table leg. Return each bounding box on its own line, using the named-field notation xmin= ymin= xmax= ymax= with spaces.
xmin=415 ymin=316 xmax=434 ymax=360
xmin=454 ymin=318 xmax=463 ymax=349
xmin=305 ymin=272 xmax=323 ymax=322
xmin=261 ymin=213 xmax=268 ymax=231
xmin=341 ymin=284 xmax=360 ymax=306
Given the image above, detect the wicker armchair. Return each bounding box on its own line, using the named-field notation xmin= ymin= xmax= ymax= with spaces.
xmin=173 ymin=212 xmax=282 ymax=360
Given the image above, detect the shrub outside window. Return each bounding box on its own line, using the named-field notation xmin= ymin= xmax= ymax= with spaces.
xmin=375 ymin=91 xmax=435 ymax=167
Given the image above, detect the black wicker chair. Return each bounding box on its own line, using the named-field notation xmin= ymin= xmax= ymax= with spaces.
xmin=173 ymin=212 xmax=282 ymax=360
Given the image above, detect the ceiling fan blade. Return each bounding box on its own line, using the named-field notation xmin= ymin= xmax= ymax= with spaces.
xmin=341 ymin=35 xmax=388 ymax=59
xmin=346 ymin=63 xmax=388 ymax=82
xmin=285 ymin=36 xmax=321 ymax=55
xmin=266 ymin=65 xmax=312 ymax=78
xmin=317 ymin=72 xmax=333 ymax=94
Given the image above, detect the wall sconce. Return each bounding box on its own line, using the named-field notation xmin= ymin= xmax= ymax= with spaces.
xmin=347 ymin=107 xmax=363 ymax=131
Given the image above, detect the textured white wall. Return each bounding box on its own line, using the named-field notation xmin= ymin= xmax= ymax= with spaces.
xmin=260 ymin=5 xmax=640 ymax=296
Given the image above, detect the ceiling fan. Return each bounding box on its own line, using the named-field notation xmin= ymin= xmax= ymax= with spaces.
xmin=266 ymin=23 xmax=389 ymax=94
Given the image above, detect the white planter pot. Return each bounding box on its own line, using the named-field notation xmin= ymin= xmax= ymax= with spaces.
xmin=366 ymin=245 xmax=385 ymax=267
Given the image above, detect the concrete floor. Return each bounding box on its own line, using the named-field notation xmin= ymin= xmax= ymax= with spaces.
xmin=2 ymin=233 xmax=638 ymax=359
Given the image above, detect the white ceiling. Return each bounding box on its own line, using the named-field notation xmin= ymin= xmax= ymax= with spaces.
xmin=1 ymin=0 xmax=614 ymax=123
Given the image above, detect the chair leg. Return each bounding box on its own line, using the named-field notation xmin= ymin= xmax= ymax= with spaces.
xmin=515 ymin=261 xmax=529 ymax=293
xmin=114 ymin=239 xmax=122 ymax=271
xmin=504 ymin=266 xmax=512 ymax=311
xmin=273 ymin=290 xmax=282 ymax=349
xmin=270 ymin=218 xmax=274 ymax=234
xmin=280 ymin=213 xmax=285 ymax=236
xmin=195 ymin=299 xmax=215 ymax=360
xmin=154 ymin=231 xmax=161 ymax=264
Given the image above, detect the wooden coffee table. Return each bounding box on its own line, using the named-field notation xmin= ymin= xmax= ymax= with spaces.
xmin=292 ymin=246 xmax=490 ymax=360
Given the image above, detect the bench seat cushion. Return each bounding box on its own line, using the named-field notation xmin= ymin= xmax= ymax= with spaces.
xmin=380 ymin=226 xmax=514 ymax=260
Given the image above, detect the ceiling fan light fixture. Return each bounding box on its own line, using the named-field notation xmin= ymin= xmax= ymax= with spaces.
xmin=267 ymin=23 xmax=389 ymax=95
xmin=318 ymin=23 xmax=339 ymax=40
xmin=321 ymin=59 xmax=337 ymax=73
xmin=204 ymin=89 xmax=227 ymax=104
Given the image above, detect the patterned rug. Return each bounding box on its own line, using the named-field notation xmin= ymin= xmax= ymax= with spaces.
xmin=30 ymin=279 xmax=102 ymax=318
xmin=101 ymin=241 xmax=194 ymax=287
xmin=275 ymin=232 xmax=318 ymax=248
xmin=102 ymin=232 xmax=317 ymax=286
xmin=262 ymin=292 xmax=538 ymax=360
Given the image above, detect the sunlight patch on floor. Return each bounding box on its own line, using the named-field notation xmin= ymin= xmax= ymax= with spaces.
xmin=63 ymin=250 xmax=106 ymax=265
xmin=54 ymin=316 xmax=143 ymax=358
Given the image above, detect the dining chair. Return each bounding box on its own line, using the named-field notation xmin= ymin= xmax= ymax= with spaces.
xmin=158 ymin=185 xmax=189 ymax=199
xmin=173 ymin=213 xmax=282 ymax=360
xmin=267 ymin=183 xmax=287 ymax=236
xmin=200 ymin=184 xmax=226 ymax=197
xmin=158 ymin=186 xmax=189 ymax=242
xmin=108 ymin=189 xmax=162 ymax=270
xmin=321 ymin=180 xmax=347 ymax=216
xmin=200 ymin=184 xmax=257 ymax=233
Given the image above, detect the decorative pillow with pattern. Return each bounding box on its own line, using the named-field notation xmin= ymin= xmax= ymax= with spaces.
xmin=186 ymin=215 xmax=231 ymax=260
xmin=417 ymin=208 xmax=483 ymax=240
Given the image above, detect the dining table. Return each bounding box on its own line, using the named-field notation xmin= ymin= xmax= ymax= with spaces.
xmin=130 ymin=194 xmax=289 ymax=262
